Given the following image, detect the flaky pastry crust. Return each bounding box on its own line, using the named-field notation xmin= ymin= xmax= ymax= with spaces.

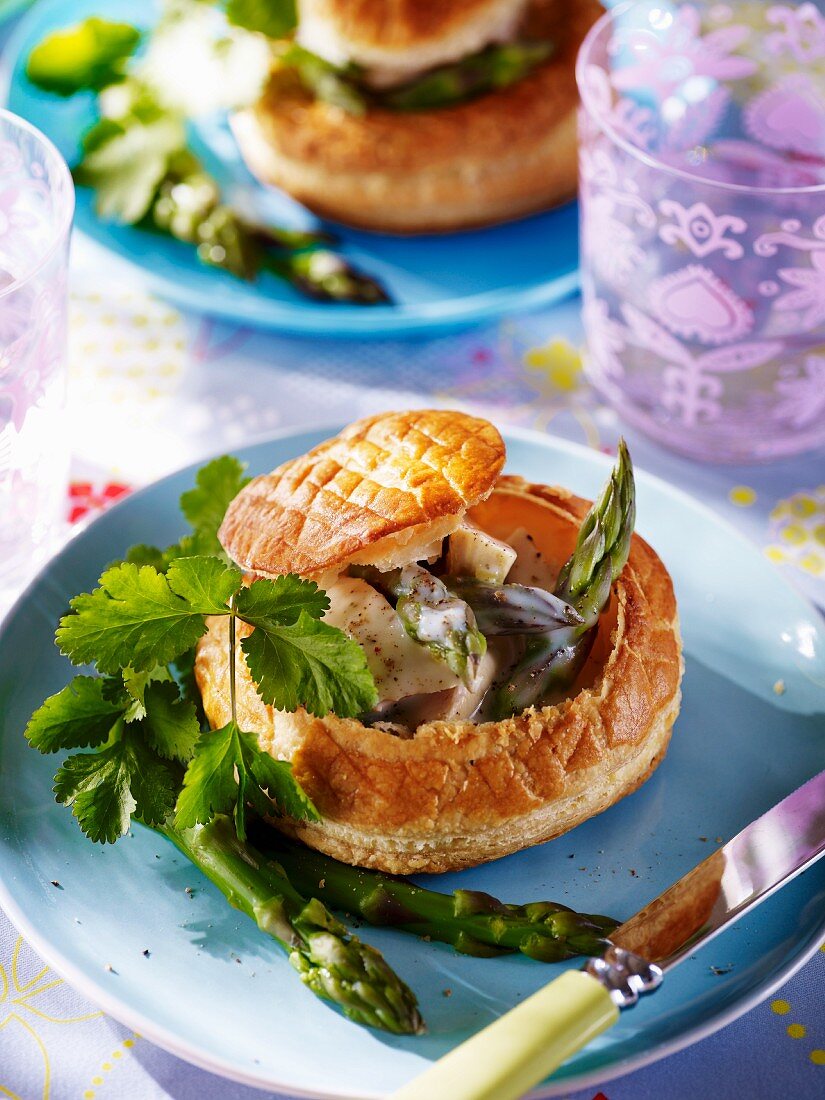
xmin=198 ymin=476 xmax=683 ymax=874
xmin=219 ymin=409 xmax=505 ymax=582
xmin=231 ymin=0 xmax=602 ymax=233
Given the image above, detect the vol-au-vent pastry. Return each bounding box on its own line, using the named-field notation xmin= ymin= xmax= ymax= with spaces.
xmin=231 ymin=0 xmax=604 ymax=232
xmin=196 ymin=410 xmax=683 ymax=873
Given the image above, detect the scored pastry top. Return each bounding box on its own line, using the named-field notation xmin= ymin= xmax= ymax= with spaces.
xmin=219 ymin=409 xmax=506 ymax=580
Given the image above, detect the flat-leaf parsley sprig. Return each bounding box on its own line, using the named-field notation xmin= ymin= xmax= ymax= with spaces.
xmin=22 ymin=458 xmax=423 ymax=1035
xmin=27 ymin=456 xmax=377 ymax=844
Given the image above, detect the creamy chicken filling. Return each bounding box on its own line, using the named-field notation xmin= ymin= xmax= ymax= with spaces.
xmin=323 ymin=522 xmax=584 ymax=733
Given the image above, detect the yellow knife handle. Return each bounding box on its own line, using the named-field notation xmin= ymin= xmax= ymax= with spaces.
xmin=390 ymin=969 xmax=618 ymax=1100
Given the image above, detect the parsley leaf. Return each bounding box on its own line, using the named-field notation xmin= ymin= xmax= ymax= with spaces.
xmin=54 ymin=734 xmax=179 ymax=843
xmin=54 ymin=741 xmax=136 ymax=844
xmin=25 ymin=676 xmax=124 ymax=753
xmin=247 ymin=750 xmax=319 ymax=823
xmin=240 ymin=608 xmax=378 ymax=718
xmin=128 ymin=739 xmax=180 ymax=827
xmin=174 ymin=725 xmax=239 ymax=831
xmin=171 ymin=643 xmax=204 ymax=719
xmin=56 ymin=558 xmax=239 ymax=675
xmin=75 ymin=113 xmax=186 ymax=224
xmin=26 ymin=18 xmax=141 ymax=96
xmin=121 ymin=664 xmax=173 ymax=721
xmin=165 ymin=557 xmax=242 ymax=612
xmin=179 ymin=455 xmax=251 ymax=558
xmin=34 ymin=456 xmax=378 ymax=848
xmin=235 ymin=574 xmax=329 ymax=625
xmin=142 ymin=680 xmax=201 ymax=763
xmin=225 ymin=0 xmax=297 ymax=39
xmin=233 ymin=574 xmax=376 ymax=716
xmin=174 ymin=720 xmax=317 ymax=840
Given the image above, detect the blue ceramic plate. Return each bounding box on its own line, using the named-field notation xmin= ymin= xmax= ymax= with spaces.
xmin=1 ymin=426 xmax=824 ymax=1097
xmin=2 ymin=0 xmax=580 ymax=337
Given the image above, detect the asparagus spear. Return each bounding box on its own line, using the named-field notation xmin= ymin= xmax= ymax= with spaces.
xmin=446 ymin=579 xmax=584 ymax=637
xmin=163 ymin=816 xmax=424 ymax=1034
xmin=490 ymin=441 xmax=636 ymax=719
xmin=280 ymin=40 xmax=553 ymax=115
xmin=268 ymin=249 xmax=391 ymax=305
xmin=152 ymin=168 xmax=259 ymax=280
xmin=278 ymin=43 xmax=368 ymax=115
xmin=353 ymin=564 xmax=486 ymax=689
xmin=151 ymin=160 xmax=391 ymax=302
xmin=260 ymin=833 xmax=616 ymax=963
xmin=381 ymin=41 xmax=555 ymax=112
xmin=554 ymin=440 xmax=636 ymax=606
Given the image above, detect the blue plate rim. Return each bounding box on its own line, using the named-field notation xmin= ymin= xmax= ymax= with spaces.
xmin=0 ymin=0 xmax=582 ymax=337
xmin=54 ymin=249 xmax=581 ymax=337
xmin=0 ymin=423 xmax=823 ymax=1096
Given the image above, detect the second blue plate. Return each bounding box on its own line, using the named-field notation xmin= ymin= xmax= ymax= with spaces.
xmin=3 ymin=0 xmax=580 ymax=337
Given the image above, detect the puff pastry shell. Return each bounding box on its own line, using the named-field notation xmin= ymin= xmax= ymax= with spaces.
xmin=199 ymin=441 xmax=683 ymax=872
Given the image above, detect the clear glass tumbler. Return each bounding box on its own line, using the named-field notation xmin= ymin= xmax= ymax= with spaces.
xmin=577 ymin=0 xmax=825 ymax=463
xmin=0 ymin=110 xmax=73 ymax=607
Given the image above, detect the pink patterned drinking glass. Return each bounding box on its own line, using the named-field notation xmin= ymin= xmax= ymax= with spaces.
xmin=0 ymin=110 xmax=73 ymax=607
xmin=577 ymin=0 xmax=825 ymax=462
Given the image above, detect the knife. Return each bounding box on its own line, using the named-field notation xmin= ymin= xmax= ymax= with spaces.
xmin=390 ymin=770 xmax=825 ymax=1100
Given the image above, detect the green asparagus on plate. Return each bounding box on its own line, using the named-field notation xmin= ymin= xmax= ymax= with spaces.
xmin=166 ymin=816 xmax=424 ymax=1034
xmin=261 ymin=832 xmax=617 ymax=963
xmin=489 ymin=440 xmax=636 ymax=719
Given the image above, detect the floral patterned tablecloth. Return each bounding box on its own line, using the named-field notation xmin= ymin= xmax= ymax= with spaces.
xmin=1 ymin=224 xmax=824 ymax=1099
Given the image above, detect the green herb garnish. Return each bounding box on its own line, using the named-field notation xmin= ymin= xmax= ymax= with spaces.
xmin=26 ymin=17 xmax=140 ymax=95
xmin=26 ymin=455 xmax=377 ymax=848
xmin=23 ymin=458 xmax=424 ymax=1034
xmin=25 ymin=12 xmax=390 ymax=304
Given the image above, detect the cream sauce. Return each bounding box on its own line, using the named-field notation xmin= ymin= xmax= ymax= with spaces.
xmin=505 ymin=527 xmax=558 ymax=589
xmin=323 ymin=577 xmax=460 ymax=704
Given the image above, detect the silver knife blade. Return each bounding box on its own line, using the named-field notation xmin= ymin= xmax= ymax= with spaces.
xmin=609 ymin=769 xmax=825 ymax=972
